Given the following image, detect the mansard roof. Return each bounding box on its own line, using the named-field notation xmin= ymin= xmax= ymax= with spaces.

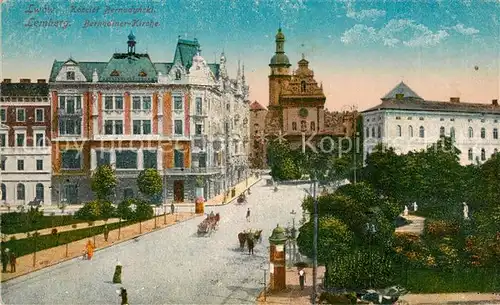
xmin=0 ymin=82 xmax=49 ymax=96
xmin=381 ymin=81 xmax=423 ymax=100
xmin=363 ymin=98 xmax=500 ymax=115
xmin=49 ymin=37 xmax=220 ymax=83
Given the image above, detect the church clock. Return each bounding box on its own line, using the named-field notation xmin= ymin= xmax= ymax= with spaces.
xmin=299 ymin=108 xmax=308 ymax=118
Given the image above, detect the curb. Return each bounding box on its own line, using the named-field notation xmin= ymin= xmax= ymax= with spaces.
xmin=205 ymin=177 xmax=262 ymax=207
xmin=1 ymin=213 xmax=199 ymax=283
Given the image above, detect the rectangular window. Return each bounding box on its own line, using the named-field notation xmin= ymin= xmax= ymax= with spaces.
xmin=35 ymin=109 xmax=44 ymax=122
xmin=104 ymin=96 xmax=113 ymax=110
xmin=104 ymin=120 xmax=114 ymax=135
xmin=59 ymin=96 xmax=82 ymax=114
xmin=0 ymin=160 xmax=5 ymax=171
xmin=61 ymin=150 xmax=81 ymax=169
xmin=115 ymin=120 xmax=123 ymax=135
xmin=0 ymin=134 xmax=6 ymax=147
xmin=0 ymin=108 xmax=5 ymax=122
xmin=36 ymin=160 xmax=43 ymax=171
xmin=115 ymin=96 xmax=123 ymax=110
xmin=132 ymin=97 xmax=141 ymax=110
xmin=173 ymin=96 xmax=183 ymax=111
xmin=143 ymin=150 xmax=157 ymax=169
xmin=115 ymin=150 xmax=138 ymax=169
xmin=17 ymin=160 xmax=24 ymax=171
xmin=35 ymin=133 xmax=45 ymax=146
xmin=96 ymin=151 xmax=111 ymax=167
xmin=195 ymin=124 xmax=202 ymax=135
xmin=16 ymin=133 xmax=25 ymax=147
xmin=59 ymin=118 xmax=82 ymax=135
xmin=142 ymin=120 xmax=151 ymax=134
xmin=66 ymin=71 xmax=75 ymax=80
xmin=133 ymin=120 xmax=141 ymax=134
xmin=142 ymin=96 xmax=152 ymax=110
xmin=16 ymin=109 xmax=26 ymax=122
xmin=195 ymin=97 xmax=202 ymax=115
xmin=174 ymin=120 xmax=183 ymax=135
xmin=174 ymin=149 xmax=184 ymax=167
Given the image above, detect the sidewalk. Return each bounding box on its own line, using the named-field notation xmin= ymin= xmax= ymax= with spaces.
xmin=1 ymin=218 xmax=121 ymax=241
xmin=0 ymin=212 xmax=196 ymax=282
xmin=256 ymin=267 xmax=325 ymax=305
xmin=400 ymin=293 xmax=500 ymax=304
xmin=205 ymin=175 xmax=261 ymax=206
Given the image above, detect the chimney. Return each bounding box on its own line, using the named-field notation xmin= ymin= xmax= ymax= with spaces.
xmin=37 ymin=79 xmax=46 ymax=83
xmin=450 ymin=97 xmax=460 ymax=103
xmin=493 ymin=99 xmax=499 ymax=106
xmin=20 ymin=78 xmax=31 ymax=83
xmin=2 ymin=79 xmax=11 ymax=83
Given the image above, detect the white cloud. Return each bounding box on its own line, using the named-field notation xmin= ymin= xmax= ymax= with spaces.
xmin=345 ymin=1 xmax=386 ymax=21
xmin=341 ymin=19 xmax=449 ymax=47
xmin=449 ymin=23 xmax=479 ymax=35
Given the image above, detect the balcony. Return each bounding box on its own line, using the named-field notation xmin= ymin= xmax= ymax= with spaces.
xmin=191 ymin=111 xmax=208 ymax=118
xmin=58 ymin=108 xmax=82 ymax=116
xmin=164 ymin=167 xmax=222 ymax=175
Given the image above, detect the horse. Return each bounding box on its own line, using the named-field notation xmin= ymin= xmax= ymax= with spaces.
xmin=238 ymin=232 xmax=247 ymax=250
xmin=253 ymin=230 xmax=263 ymax=243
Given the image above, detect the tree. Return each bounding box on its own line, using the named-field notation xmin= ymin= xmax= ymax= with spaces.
xmin=132 ymin=199 xmax=154 ymax=234
xmin=90 ymin=165 xmax=118 ymax=201
xmin=99 ymin=201 xmax=115 ymax=223
xmin=137 ymin=169 xmax=163 ymax=203
xmin=74 ymin=201 xmax=100 ymax=241
xmin=116 ymin=198 xmax=134 ymax=240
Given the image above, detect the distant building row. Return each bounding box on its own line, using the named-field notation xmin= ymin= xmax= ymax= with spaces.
xmin=0 ymin=33 xmax=251 ymax=206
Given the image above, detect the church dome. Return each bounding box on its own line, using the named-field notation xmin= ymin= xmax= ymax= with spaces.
xmin=270 ymin=53 xmax=290 ymax=66
xmin=275 ymin=28 xmax=285 ymax=40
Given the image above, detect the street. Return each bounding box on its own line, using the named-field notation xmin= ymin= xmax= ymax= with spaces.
xmin=1 ymin=178 xmax=307 ymax=304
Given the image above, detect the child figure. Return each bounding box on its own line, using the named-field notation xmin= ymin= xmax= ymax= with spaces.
xmin=86 ymin=240 xmax=94 ymax=260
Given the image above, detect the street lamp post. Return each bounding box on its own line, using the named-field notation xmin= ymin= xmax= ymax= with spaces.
xmin=261 ymin=264 xmax=269 ymax=302
xmin=312 ymin=178 xmax=318 ymax=304
xmin=290 ymin=209 xmax=297 ymax=263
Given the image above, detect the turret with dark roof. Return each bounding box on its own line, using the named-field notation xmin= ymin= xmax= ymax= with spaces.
xmin=269 ymin=28 xmax=291 ymax=67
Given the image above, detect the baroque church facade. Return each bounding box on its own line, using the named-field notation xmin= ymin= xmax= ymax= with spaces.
xmin=250 ymin=28 xmax=358 ymax=167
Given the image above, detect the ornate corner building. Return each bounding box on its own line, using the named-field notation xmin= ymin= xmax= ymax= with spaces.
xmin=249 ymin=28 xmax=358 ymax=167
xmin=48 ymin=32 xmax=250 ymax=205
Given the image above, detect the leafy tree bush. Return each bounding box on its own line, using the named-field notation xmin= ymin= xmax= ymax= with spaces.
xmin=0 ymin=212 xmax=81 ymax=234
xmin=137 ymin=168 xmax=163 ymax=203
xmin=117 ymin=199 xmax=135 ymax=221
xmin=90 ymin=165 xmax=118 ymax=201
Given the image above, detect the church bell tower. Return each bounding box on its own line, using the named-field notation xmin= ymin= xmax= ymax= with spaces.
xmin=268 ymin=28 xmax=291 ymax=106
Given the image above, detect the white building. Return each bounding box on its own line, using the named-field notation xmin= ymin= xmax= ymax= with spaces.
xmin=0 ymin=79 xmax=52 ymax=206
xmin=363 ymin=82 xmax=500 ymax=165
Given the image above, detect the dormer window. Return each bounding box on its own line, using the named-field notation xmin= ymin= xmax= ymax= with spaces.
xmin=175 ymin=70 xmax=181 ymax=80
xmin=111 ymin=70 xmax=120 ymax=76
xmin=66 ymin=71 xmax=75 ymax=80
xmin=139 ymin=71 xmax=147 ymax=77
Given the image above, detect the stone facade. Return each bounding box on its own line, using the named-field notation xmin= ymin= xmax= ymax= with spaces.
xmin=48 ymin=32 xmax=250 ymax=205
xmin=363 ymin=82 xmax=500 ymax=166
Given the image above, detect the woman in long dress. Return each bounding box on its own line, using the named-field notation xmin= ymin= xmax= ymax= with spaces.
xmin=86 ymin=240 xmax=94 ymax=260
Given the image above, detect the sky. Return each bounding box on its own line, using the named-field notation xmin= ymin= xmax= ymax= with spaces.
xmin=1 ymin=0 xmax=499 ymax=111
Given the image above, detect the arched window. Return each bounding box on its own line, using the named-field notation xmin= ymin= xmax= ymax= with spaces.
xmin=371 ymin=127 xmax=375 ymax=137
xmin=300 ymin=120 xmax=307 ymax=131
xmin=396 ymin=125 xmax=401 ymax=137
xmin=481 ymin=128 xmax=486 ymax=139
xmin=493 ymin=128 xmax=498 ymax=139
xmin=310 ymin=121 xmax=315 ymax=131
xmin=409 ymin=126 xmax=413 ymax=137
xmin=365 ymin=127 xmax=369 ymax=138
xmin=0 ymin=183 xmax=5 ymax=201
xmin=468 ymin=127 xmax=473 ymax=138
xmin=481 ymin=148 xmax=486 ymax=160
xmin=439 ymin=126 xmax=445 ymax=137
xmin=175 ymin=70 xmax=181 ymax=80
xmin=36 ymin=183 xmax=44 ymax=200
xmin=468 ymin=148 xmax=473 ymax=161
xmin=419 ymin=126 xmax=425 ymax=138
xmin=17 ymin=183 xmax=25 ymax=200
xmin=450 ymin=127 xmax=455 ymax=140
xmin=301 ymin=81 xmax=306 ymax=92
xmin=292 ymin=122 xmax=297 ymax=131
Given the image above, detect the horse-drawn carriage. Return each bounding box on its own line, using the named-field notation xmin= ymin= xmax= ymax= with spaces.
xmin=237 ymin=229 xmax=263 ymax=255
xmin=237 ymin=193 xmax=247 ymax=204
xmin=197 ymin=212 xmax=220 ymax=236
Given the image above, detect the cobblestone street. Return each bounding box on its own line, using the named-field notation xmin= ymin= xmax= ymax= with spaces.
xmin=1 ymin=178 xmax=307 ymax=304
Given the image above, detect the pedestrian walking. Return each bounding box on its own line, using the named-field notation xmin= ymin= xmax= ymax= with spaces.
xmin=246 ymin=208 xmax=251 ymax=222
xmin=9 ymin=252 xmax=16 ymax=273
xmin=1 ymin=248 xmax=8 ymax=273
xmin=298 ymin=269 xmax=306 ymax=290
xmin=119 ymin=287 xmax=128 ymax=305
xmin=86 ymin=240 xmax=94 ymax=260
xmin=170 ymin=202 xmax=175 ymax=215
xmin=103 ymin=225 xmax=109 ymax=242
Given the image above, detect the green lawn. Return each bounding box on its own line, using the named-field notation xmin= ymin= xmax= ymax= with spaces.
xmin=1 ymin=214 xmax=86 ymax=234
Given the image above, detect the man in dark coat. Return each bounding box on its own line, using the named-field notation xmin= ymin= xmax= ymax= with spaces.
xmin=9 ymin=252 xmax=16 ymax=273
xmin=119 ymin=287 xmax=128 ymax=305
xmin=1 ymin=248 xmax=8 ymax=273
